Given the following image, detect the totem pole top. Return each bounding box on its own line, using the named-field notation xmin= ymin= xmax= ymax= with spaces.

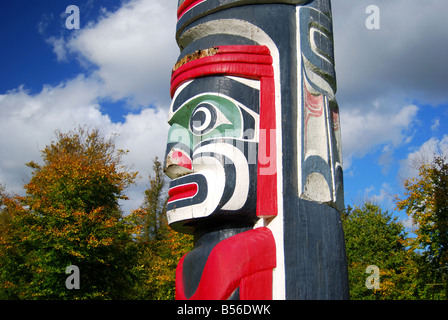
xmin=176 ymin=0 xmax=319 ymax=36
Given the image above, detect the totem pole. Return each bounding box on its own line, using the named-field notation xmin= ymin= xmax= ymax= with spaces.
xmin=164 ymin=0 xmax=349 ymax=300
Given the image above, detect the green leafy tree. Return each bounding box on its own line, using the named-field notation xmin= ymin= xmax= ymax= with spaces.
xmin=139 ymin=158 xmax=168 ymax=242
xmin=0 ymin=127 xmax=139 ymax=299
xmin=342 ymin=203 xmax=418 ymax=299
xmin=396 ymin=154 xmax=448 ymax=299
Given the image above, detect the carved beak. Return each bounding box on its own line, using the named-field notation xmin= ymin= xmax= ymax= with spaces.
xmin=164 ymin=148 xmax=194 ymax=179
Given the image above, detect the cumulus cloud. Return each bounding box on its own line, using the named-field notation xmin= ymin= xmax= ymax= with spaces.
xmin=398 ymin=135 xmax=448 ymax=180
xmin=333 ymin=0 xmax=448 ymax=107
xmin=40 ymin=0 xmax=178 ymax=108
xmin=65 ymin=0 xmax=178 ymax=108
xmin=0 ymin=76 xmax=106 ymax=191
xmin=341 ymin=102 xmax=418 ymax=168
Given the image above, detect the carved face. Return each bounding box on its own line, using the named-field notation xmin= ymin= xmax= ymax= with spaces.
xmin=164 ymin=76 xmax=260 ymax=233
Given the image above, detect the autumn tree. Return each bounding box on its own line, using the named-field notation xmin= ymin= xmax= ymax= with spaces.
xmin=0 ymin=185 xmax=28 ymax=299
xmin=132 ymin=157 xmax=193 ymax=300
xmin=396 ymin=154 xmax=448 ymax=299
xmin=342 ymin=203 xmax=418 ymax=299
xmin=0 ymin=127 xmax=140 ymax=299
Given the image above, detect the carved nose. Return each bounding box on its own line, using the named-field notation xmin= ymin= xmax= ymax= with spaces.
xmin=164 ymin=149 xmax=194 ymax=179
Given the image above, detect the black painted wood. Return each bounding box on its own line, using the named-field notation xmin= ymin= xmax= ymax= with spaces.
xmin=283 ymin=198 xmax=349 ymax=299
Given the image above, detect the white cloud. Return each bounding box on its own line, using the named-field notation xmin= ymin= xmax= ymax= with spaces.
xmin=398 ymin=134 xmax=448 ymax=180
xmin=0 ymin=76 xmax=105 ymax=191
xmin=341 ymin=102 xmax=418 ymax=168
xmin=65 ymin=0 xmax=178 ymax=108
xmin=333 ymin=0 xmax=448 ymax=107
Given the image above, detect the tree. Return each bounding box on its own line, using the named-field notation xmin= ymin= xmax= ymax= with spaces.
xmin=396 ymin=154 xmax=448 ymax=299
xmin=0 ymin=127 xmax=140 ymax=299
xmin=0 ymin=186 xmax=30 ymax=299
xmin=139 ymin=158 xmax=168 ymax=242
xmin=131 ymin=157 xmax=193 ymax=300
xmin=342 ymin=203 xmax=418 ymax=299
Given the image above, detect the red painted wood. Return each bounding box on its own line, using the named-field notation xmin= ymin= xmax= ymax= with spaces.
xmin=172 ymin=54 xmax=272 ymax=80
xmin=168 ymin=183 xmax=198 ymax=203
xmin=257 ymin=76 xmax=277 ymax=218
xmin=177 ymin=0 xmax=206 ymax=19
xmin=216 ymin=45 xmax=271 ymax=55
xmin=240 ymin=269 xmax=273 ymax=300
xmin=171 ymin=63 xmax=273 ymax=97
xmin=175 ymin=227 xmax=276 ymax=300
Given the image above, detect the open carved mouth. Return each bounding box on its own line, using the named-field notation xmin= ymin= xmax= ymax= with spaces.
xmin=168 ymin=182 xmax=199 ymax=203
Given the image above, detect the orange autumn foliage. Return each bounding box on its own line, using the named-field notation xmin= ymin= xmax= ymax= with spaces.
xmin=0 ymin=127 xmax=139 ymax=299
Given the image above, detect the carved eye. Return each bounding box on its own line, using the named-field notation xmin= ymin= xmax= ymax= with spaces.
xmin=189 ymin=102 xmax=230 ymax=135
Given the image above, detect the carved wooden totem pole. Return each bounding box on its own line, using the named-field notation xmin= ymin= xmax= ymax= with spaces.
xmin=164 ymin=0 xmax=349 ymax=300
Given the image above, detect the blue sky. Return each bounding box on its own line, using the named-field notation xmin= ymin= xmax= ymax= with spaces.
xmin=0 ymin=0 xmax=447 ymax=231
xmin=1 ymin=1 xmax=114 ymax=91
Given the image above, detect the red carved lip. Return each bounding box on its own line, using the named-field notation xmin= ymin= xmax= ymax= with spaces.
xmin=168 ymin=183 xmax=198 ymax=203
